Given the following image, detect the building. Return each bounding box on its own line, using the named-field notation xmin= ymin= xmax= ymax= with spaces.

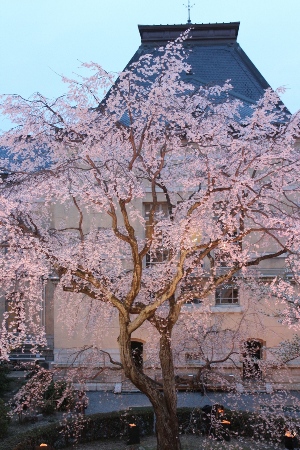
xmin=2 ymin=22 xmax=300 ymax=392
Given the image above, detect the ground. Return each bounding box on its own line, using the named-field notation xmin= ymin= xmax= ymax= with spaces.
xmin=85 ymin=391 xmax=300 ymax=416
xmin=75 ymin=434 xmax=282 ymax=449
xmin=2 ymin=385 xmax=299 ymax=449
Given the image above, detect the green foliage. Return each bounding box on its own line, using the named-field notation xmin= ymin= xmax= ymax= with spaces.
xmin=7 ymin=423 xmax=61 ymax=450
xmin=10 ymin=368 xmax=76 ymax=418
xmin=0 ymin=408 xmax=154 ymax=450
xmin=178 ymin=407 xmax=203 ymax=434
xmin=177 ymin=407 xmax=300 ymax=446
xmin=42 ymin=380 xmax=76 ymax=415
xmin=225 ymin=409 xmax=299 ymax=445
xmin=0 ymin=364 xmax=10 ymax=398
xmin=77 ymin=407 xmax=154 ymax=445
xmin=0 ymin=406 xmax=298 ymax=450
xmin=0 ymin=398 xmax=10 ymax=438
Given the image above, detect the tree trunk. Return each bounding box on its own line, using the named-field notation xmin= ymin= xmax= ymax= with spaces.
xmin=154 ymin=332 xmax=181 ymax=450
xmin=153 ymin=401 xmax=182 ymax=450
xmin=118 ymin=315 xmax=181 ymax=450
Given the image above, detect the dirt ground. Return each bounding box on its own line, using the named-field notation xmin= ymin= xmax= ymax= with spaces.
xmin=75 ymin=434 xmax=282 ymax=449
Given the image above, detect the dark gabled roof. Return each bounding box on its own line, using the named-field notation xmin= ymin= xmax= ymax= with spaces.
xmin=0 ymin=146 xmax=11 ymax=174
xmin=139 ymin=22 xmax=240 ymax=43
xmin=0 ymin=23 xmax=288 ymax=171
xmin=0 ymin=144 xmax=51 ymax=174
xmin=125 ymin=23 xmax=271 ymax=108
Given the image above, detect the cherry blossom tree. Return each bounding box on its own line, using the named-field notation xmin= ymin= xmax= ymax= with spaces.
xmin=0 ymin=37 xmax=300 ymax=449
xmin=172 ymin=308 xmax=245 ymax=392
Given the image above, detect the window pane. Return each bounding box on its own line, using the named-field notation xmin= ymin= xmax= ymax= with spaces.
xmin=144 ymin=203 xmax=169 ymax=266
xmin=215 ymin=283 xmax=238 ymax=305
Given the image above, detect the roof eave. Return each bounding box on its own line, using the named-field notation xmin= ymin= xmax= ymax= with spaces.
xmin=138 ymin=22 xmax=240 ymax=44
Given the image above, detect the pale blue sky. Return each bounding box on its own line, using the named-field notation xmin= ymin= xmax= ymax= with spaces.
xmin=1 ymin=0 xmax=299 ymax=130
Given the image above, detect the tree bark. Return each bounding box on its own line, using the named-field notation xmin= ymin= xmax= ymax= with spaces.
xmin=152 ymin=399 xmax=181 ymax=450
xmin=155 ymin=332 xmax=181 ymax=450
xmin=118 ymin=314 xmax=181 ymax=450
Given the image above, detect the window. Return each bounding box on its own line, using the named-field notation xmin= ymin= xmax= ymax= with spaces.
xmin=0 ymin=242 xmax=8 ymax=256
xmin=215 ymin=250 xmax=231 ymax=268
xmin=186 ymin=297 xmax=202 ymax=305
xmin=131 ymin=341 xmax=143 ymax=370
xmin=185 ymin=352 xmax=202 ymax=364
xmin=242 ymin=340 xmax=263 ymax=379
xmin=179 ymin=279 xmax=203 ymax=306
xmin=5 ymin=293 xmax=23 ymax=333
xmin=183 ymin=284 xmax=203 ymax=305
xmin=215 ymin=233 xmax=240 ymax=269
xmin=215 ymin=283 xmax=238 ymax=305
xmin=144 ymin=203 xmax=169 ymax=266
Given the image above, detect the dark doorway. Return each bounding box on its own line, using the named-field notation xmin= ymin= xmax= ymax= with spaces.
xmin=131 ymin=341 xmax=143 ymax=370
xmin=242 ymin=340 xmax=262 ymax=379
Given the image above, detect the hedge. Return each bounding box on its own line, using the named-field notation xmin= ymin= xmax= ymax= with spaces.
xmin=0 ymin=407 xmax=154 ymax=450
xmin=0 ymin=365 xmax=10 ymax=397
xmin=0 ymin=399 xmax=10 ymax=438
xmin=1 ymin=406 xmax=299 ymax=449
xmin=178 ymin=407 xmax=300 ymax=446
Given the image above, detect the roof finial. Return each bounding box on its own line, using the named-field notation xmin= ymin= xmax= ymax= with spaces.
xmin=183 ymin=0 xmax=195 ymax=24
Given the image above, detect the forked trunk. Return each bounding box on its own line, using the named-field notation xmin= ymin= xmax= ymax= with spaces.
xmin=118 ymin=315 xmax=181 ymax=450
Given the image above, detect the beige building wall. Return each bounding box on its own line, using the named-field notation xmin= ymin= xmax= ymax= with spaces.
xmin=1 ymin=188 xmax=298 ymax=389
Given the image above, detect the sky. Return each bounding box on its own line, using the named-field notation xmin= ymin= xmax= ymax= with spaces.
xmin=1 ymin=0 xmax=299 ymax=131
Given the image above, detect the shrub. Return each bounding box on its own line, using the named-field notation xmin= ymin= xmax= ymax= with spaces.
xmin=10 ymin=368 xmax=77 ymax=418
xmin=1 ymin=406 xmax=298 ymax=450
xmin=0 ymin=408 xmax=154 ymax=450
xmin=178 ymin=407 xmax=203 ymax=434
xmin=0 ymin=364 xmax=10 ymax=397
xmin=0 ymin=398 xmax=10 ymax=438
xmin=42 ymin=380 xmax=76 ymax=415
